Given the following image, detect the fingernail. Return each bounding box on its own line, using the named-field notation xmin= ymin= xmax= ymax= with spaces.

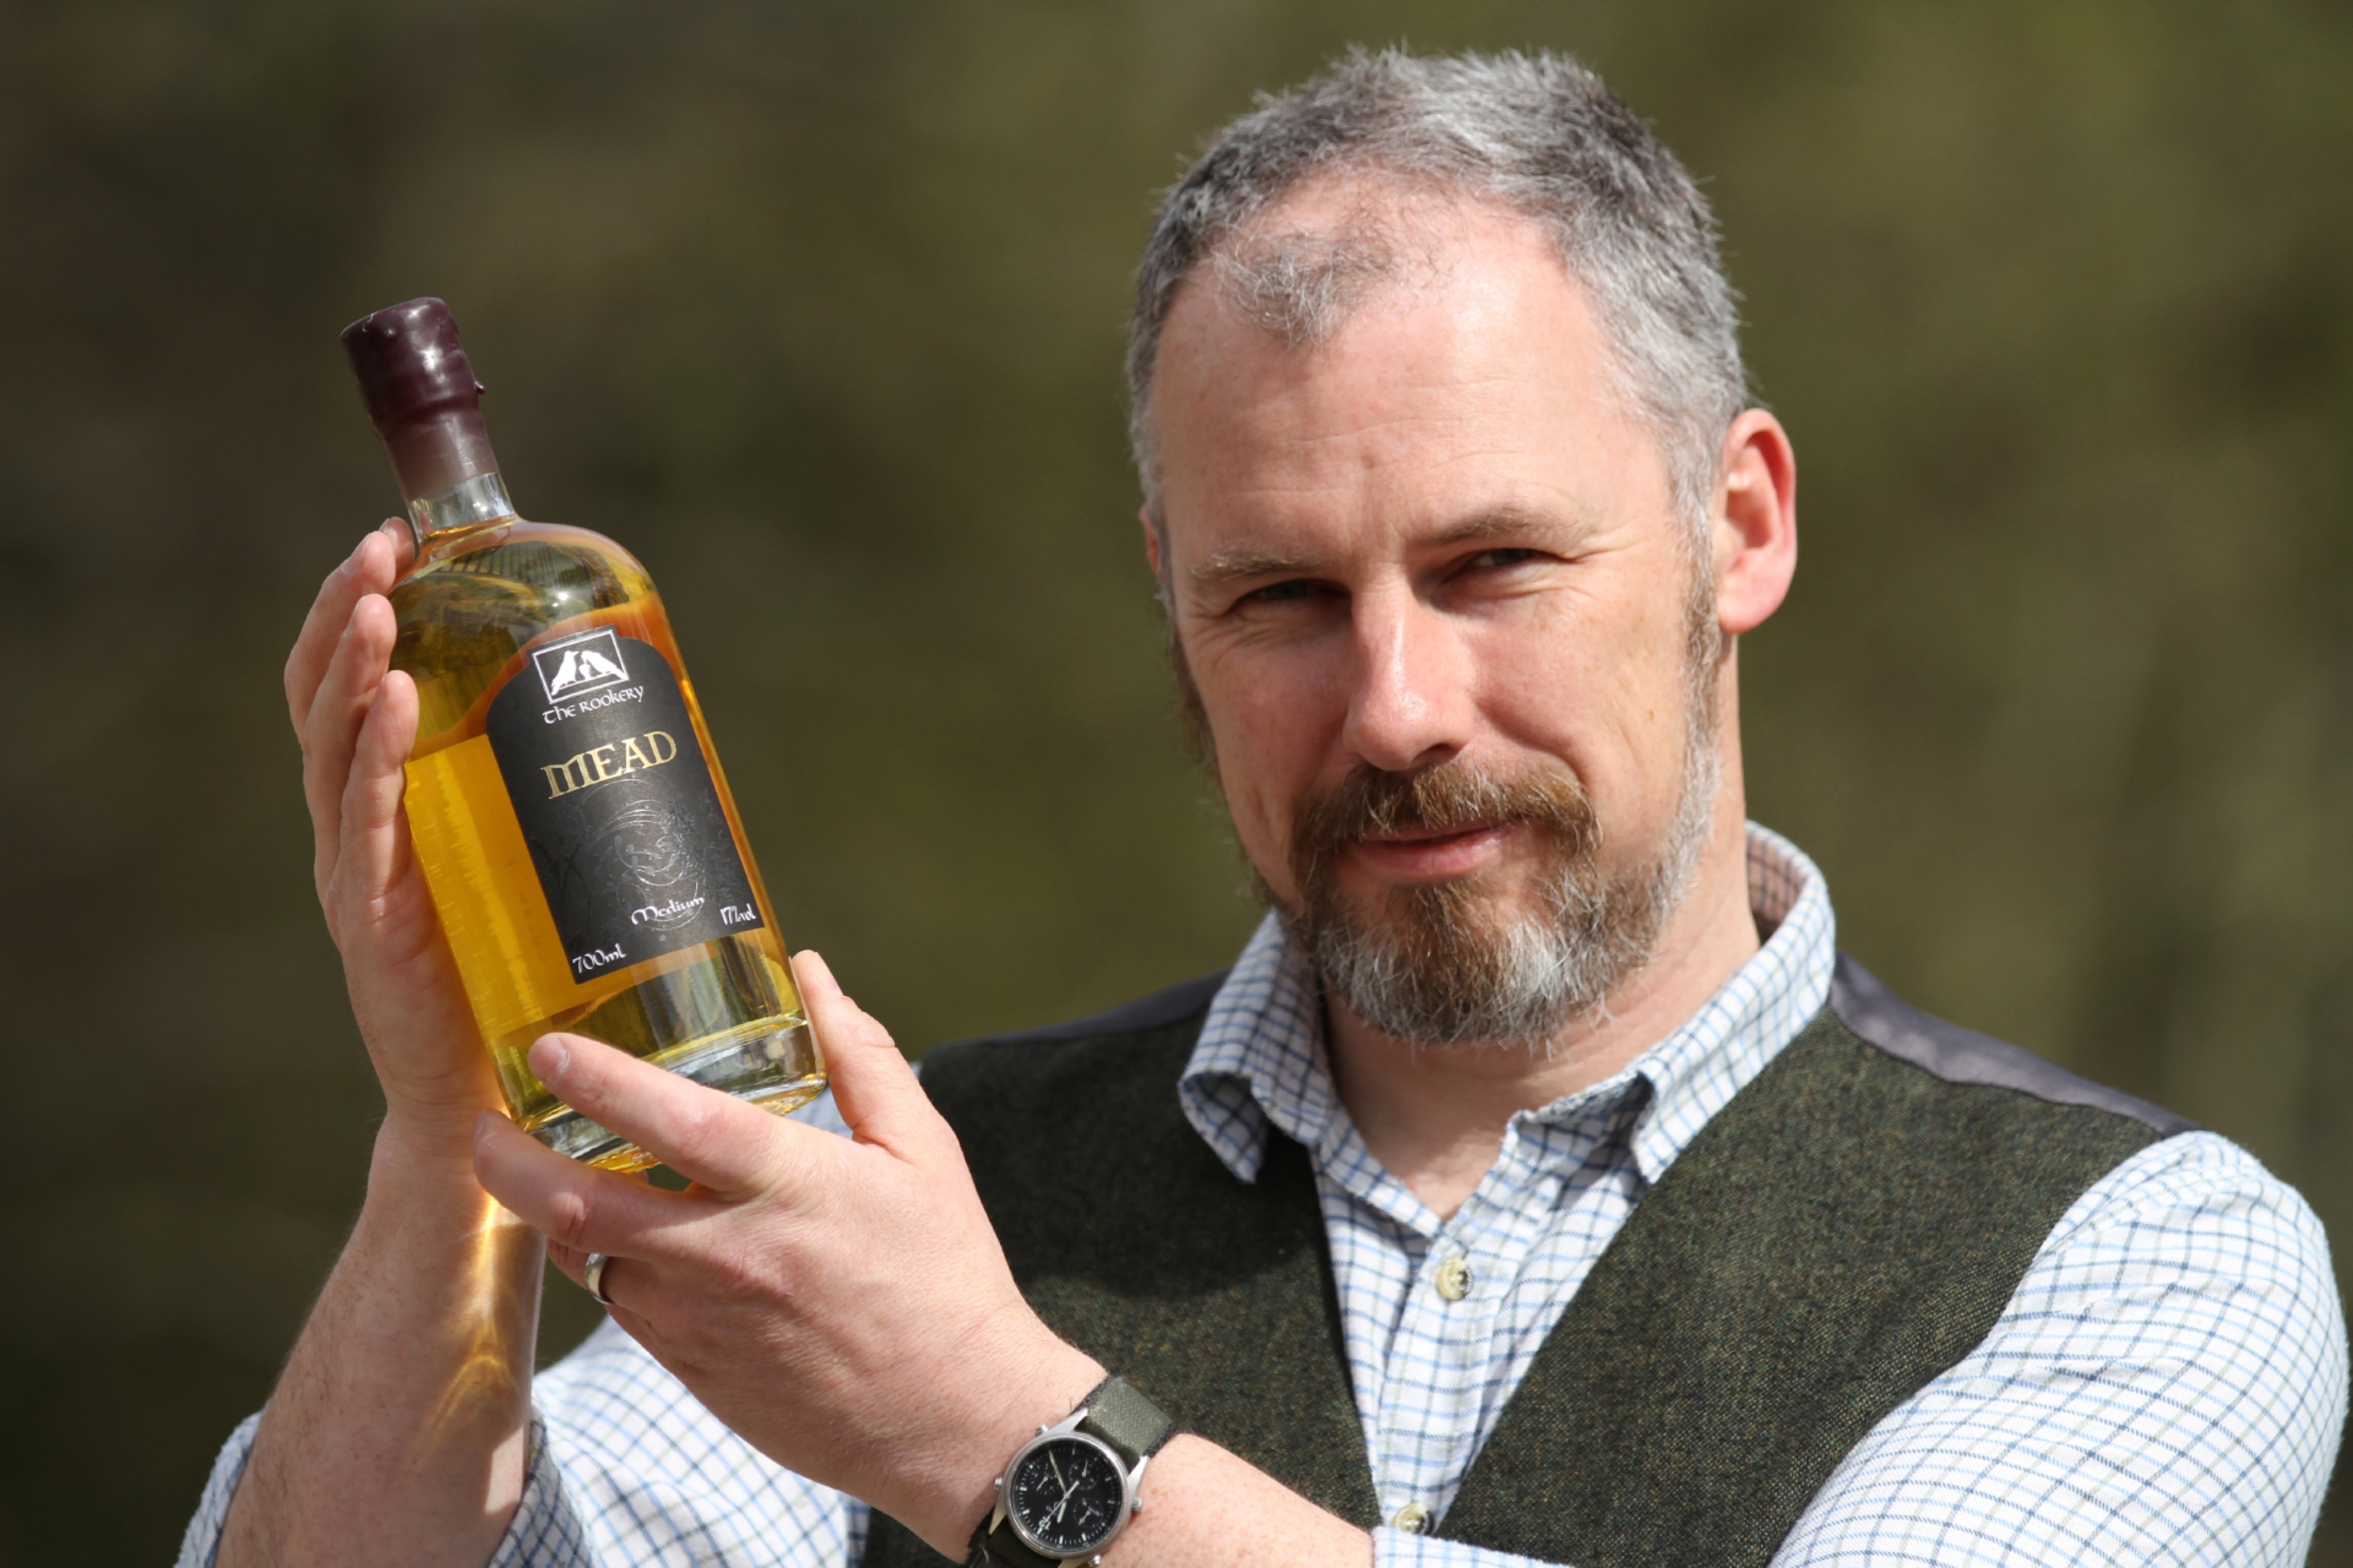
xmin=530 ymin=1036 xmax=571 ymax=1081
xmin=796 ymin=950 xmax=840 ymax=997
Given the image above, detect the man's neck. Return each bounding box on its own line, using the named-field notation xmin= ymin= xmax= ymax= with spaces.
xmin=1321 ymin=804 xmax=1762 ymax=1220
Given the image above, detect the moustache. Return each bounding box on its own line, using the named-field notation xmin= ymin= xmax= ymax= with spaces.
xmin=1290 ymin=760 xmax=1601 ymax=887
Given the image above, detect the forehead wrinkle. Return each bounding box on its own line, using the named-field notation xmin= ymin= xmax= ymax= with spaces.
xmin=1237 ymin=359 xmax=1571 ymax=470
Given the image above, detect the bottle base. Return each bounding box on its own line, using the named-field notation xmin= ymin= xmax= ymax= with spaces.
xmin=527 ymin=1019 xmax=828 ymax=1173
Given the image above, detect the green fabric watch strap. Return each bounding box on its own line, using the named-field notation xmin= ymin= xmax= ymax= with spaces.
xmin=1076 ymin=1375 xmax=1174 ymax=1465
xmin=969 ymin=1523 xmax=1057 ymax=1568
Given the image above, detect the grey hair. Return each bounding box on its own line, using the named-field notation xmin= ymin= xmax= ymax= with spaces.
xmin=1126 ymin=48 xmax=1747 ymax=544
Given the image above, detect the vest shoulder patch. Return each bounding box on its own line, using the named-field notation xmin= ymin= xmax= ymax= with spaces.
xmin=1829 ymin=952 xmax=2195 ymax=1136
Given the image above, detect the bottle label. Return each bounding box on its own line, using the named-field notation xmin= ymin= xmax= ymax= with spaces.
xmin=485 ymin=628 xmax=764 ymax=981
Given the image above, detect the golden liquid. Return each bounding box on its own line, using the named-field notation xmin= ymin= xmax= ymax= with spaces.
xmin=391 ymin=517 xmax=823 ymax=1170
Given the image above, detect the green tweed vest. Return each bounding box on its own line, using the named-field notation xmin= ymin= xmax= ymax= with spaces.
xmin=865 ymin=953 xmax=2190 ymax=1568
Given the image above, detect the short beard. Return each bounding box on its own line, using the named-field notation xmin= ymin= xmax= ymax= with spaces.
xmin=1266 ymin=604 xmax=1722 ymax=1050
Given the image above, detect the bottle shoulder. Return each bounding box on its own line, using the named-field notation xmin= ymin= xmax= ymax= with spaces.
xmin=392 ymin=518 xmax=660 ymax=631
xmin=391 ymin=518 xmax=672 ymax=743
xmin=402 ymin=518 xmax=654 ymax=593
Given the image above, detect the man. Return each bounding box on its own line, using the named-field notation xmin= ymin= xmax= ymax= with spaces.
xmin=185 ymin=49 xmax=2342 ymax=1568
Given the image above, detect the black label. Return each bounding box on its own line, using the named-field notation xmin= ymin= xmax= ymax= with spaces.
xmin=485 ymin=629 xmax=763 ymax=980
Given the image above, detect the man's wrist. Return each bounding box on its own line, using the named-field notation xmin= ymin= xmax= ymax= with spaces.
xmin=371 ymin=1109 xmax=501 ymax=1195
xmin=918 ymin=1340 xmax=1107 ymax=1560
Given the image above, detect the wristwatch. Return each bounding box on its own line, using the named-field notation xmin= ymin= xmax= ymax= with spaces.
xmin=968 ymin=1375 xmax=1174 ymax=1567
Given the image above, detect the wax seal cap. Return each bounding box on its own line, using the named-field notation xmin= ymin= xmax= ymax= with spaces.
xmin=342 ymin=297 xmax=484 ymax=427
xmin=341 ymin=297 xmax=500 ymax=501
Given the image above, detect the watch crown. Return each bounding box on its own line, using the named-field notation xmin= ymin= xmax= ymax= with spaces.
xmin=1037 ymin=1424 xmax=1050 ymax=1436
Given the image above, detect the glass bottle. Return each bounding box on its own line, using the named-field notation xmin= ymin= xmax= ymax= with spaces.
xmin=342 ymin=297 xmax=823 ymax=1171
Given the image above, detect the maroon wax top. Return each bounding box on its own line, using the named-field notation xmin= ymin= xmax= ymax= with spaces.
xmin=342 ymin=296 xmax=501 ymax=500
xmin=341 ymin=297 xmax=485 ymax=432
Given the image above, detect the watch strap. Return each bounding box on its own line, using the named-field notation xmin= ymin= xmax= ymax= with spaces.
xmin=1074 ymin=1375 xmax=1174 ymax=1467
xmin=969 ymin=1521 xmax=1057 ymax=1568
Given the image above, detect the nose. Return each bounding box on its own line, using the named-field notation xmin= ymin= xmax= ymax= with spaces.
xmin=1340 ymin=583 xmax=1477 ymax=773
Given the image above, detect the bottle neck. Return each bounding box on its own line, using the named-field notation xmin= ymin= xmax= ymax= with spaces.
xmin=376 ymin=397 xmax=507 ymax=548
xmin=408 ymin=469 xmax=518 ymax=547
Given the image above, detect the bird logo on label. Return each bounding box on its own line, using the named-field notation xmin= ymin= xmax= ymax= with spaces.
xmin=533 ymin=628 xmax=632 ymax=702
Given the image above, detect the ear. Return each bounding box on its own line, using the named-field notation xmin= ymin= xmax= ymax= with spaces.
xmin=1139 ymin=505 xmax=1164 ymax=580
xmin=1711 ymin=409 xmax=1797 ymax=637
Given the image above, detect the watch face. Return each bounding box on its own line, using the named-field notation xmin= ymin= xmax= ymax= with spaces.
xmin=1007 ymin=1434 xmax=1127 ymax=1557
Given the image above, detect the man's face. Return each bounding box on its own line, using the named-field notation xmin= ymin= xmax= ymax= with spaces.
xmin=1150 ymin=190 xmax=1723 ymax=1044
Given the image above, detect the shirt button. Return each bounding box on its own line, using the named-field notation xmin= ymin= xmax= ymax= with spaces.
xmin=1434 ymin=1256 xmax=1472 ymax=1301
xmin=1393 ymin=1504 xmax=1430 ymax=1533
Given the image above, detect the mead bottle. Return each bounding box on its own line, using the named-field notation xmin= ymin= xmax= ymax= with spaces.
xmin=342 ymin=297 xmax=824 ymax=1170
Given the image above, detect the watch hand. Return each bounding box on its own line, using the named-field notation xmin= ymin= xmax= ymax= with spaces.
xmin=1039 ymin=1453 xmax=1076 ymax=1525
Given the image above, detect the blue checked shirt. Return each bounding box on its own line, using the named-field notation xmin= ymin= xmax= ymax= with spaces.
xmin=183 ymin=825 xmax=2346 ymax=1565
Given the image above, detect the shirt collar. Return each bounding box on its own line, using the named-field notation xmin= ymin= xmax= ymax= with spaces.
xmin=1176 ymin=822 xmax=1838 ymax=1187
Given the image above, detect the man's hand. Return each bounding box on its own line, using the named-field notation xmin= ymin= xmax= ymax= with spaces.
xmin=223 ymin=525 xmax=541 ymax=1568
xmin=285 ymin=519 xmax=504 ymax=1157
xmin=473 ymin=950 xmax=1106 ymax=1558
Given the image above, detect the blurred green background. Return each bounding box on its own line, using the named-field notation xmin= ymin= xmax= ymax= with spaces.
xmin=2 ymin=0 xmax=2347 ymax=1561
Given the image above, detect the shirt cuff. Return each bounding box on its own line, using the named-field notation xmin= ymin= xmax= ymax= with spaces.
xmin=175 ymin=1412 xmax=261 ymax=1567
xmin=176 ymin=1410 xmax=587 ymax=1568
xmin=1374 ymin=1525 xmax=1560 ymax=1568
xmin=488 ymin=1413 xmax=594 ymax=1567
